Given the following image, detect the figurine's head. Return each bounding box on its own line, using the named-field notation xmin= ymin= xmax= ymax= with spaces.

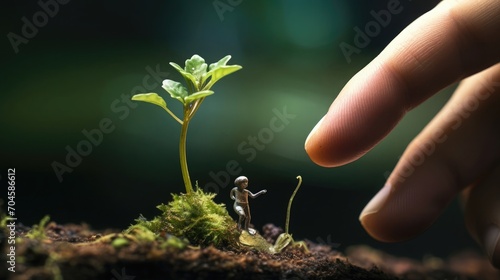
xmin=234 ymin=176 xmax=249 ymax=189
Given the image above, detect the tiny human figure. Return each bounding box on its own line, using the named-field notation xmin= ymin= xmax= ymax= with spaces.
xmin=230 ymin=176 xmax=267 ymax=235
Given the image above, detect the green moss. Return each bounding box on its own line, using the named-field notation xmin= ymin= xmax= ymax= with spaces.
xmin=130 ymin=214 xmax=165 ymax=235
xmin=125 ymin=221 xmax=189 ymax=249
xmin=131 ymin=187 xmax=238 ymax=248
xmin=160 ymin=235 xmax=187 ymax=250
xmin=125 ymin=224 xmax=157 ymax=242
xmin=0 ymin=215 xmax=7 ymax=228
xmin=26 ymin=215 xmax=50 ymax=239
xmin=111 ymin=237 xmax=130 ymax=248
xmin=164 ymin=188 xmax=239 ymax=247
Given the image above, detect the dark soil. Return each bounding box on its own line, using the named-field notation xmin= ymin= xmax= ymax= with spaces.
xmin=1 ymin=222 xmax=499 ymax=280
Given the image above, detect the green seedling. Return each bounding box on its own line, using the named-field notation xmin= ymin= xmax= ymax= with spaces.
xmin=131 ymin=54 xmax=241 ymax=195
xmin=128 ymin=55 xmax=241 ymax=247
xmin=272 ymin=175 xmax=309 ymax=253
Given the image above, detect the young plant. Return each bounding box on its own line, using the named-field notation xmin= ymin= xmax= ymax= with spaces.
xmin=128 ymin=55 xmax=241 ymax=247
xmin=272 ymin=175 xmax=309 ymax=253
xmin=131 ymin=54 xmax=242 ymax=195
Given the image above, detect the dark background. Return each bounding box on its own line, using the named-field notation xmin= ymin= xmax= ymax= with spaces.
xmin=1 ymin=0 xmax=477 ymax=260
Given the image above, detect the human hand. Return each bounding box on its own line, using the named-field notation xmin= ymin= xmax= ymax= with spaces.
xmin=304 ymin=0 xmax=500 ymax=268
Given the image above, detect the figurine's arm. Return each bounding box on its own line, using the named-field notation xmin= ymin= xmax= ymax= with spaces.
xmin=230 ymin=187 xmax=237 ymax=200
xmin=247 ymin=189 xmax=267 ymax=198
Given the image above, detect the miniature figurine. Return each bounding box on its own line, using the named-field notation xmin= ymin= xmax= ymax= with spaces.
xmin=230 ymin=176 xmax=267 ymax=235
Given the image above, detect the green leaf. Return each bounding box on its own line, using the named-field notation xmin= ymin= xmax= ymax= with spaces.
xmin=132 ymin=92 xmax=183 ymax=124
xmin=202 ymin=55 xmax=230 ymax=86
xmin=203 ymin=65 xmax=242 ymax=90
xmin=131 ymin=93 xmax=168 ymax=111
xmin=201 ymin=55 xmax=242 ymax=90
xmin=184 ymin=90 xmax=214 ymax=103
xmin=169 ymin=62 xmax=198 ymax=90
xmin=162 ymin=79 xmax=188 ymax=103
xmin=169 ymin=62 xmax=185 ymax=74
xmin=208 ymin=55 xmax=231 ymax=71
xmin=185 ymin=55 xmax=207 ymax=81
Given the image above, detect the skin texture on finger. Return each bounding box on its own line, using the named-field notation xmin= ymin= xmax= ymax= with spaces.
xmin=305 ymin=0 xmax=500 ymax=167
xmin=360 ymin=63 xmax=500 ymax=242
xmin=463 ymin=165 xmax=500 ymax=268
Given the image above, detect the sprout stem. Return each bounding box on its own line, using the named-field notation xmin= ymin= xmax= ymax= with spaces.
xmin=165 ymin=107 xmax=183 ymax=125
xmin=179 ymin=106 xmax=193 ymax=195
xmin=285 ymin=175 xmax=302 ymax=235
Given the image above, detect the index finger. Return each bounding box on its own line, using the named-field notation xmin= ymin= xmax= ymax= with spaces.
xmin=305 ymin=0 xmax=500 ymax=167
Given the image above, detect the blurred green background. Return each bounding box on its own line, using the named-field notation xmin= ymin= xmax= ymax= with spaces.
xmin=2 ymin=0 xmax=476 ymax=259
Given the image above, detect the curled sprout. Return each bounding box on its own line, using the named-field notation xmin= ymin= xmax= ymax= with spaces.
xmin=286 ymin=175 xmax=302 ymax=235
xmin=272 ymin=175 xmax=308 ymax=254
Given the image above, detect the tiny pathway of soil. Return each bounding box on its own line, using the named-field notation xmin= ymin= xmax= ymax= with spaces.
xmin=1 ymin=222 xmax=499 ymax=280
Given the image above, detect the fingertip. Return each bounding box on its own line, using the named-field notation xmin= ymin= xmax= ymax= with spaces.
xmin=358 ymin=183 xmax=413 ymax=243
xmin=359 ymin=211 xmax=416 ymax=243
xmin=304 ymin=116 xmax=325 ymax=155
xmin=359 ymin=183 xmax=391 ymax=220
xmin=305 ymin=115 xmax=340 ymax=167
xmin=305 ymin=61 xmax=410 ymax=168
xmin=359 ymin=161 xmax=453 ymax=243
xmin=305 ymin=113 xmax=364 ymax=167
xmin=359 ymin=213 xmax=398 ymax=243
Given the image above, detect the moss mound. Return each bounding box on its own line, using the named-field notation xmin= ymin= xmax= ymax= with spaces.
xmin=132 ymin=188 xmax=239 ymax=248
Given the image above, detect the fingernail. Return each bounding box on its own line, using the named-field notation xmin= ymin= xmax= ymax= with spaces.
xmin=305 ymin=116 xmax=325 ymax=148
xmin=483 ymin=224 xmax=500 ymax=264
xmin=359 ymin=183 xmax=392 ymax=221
